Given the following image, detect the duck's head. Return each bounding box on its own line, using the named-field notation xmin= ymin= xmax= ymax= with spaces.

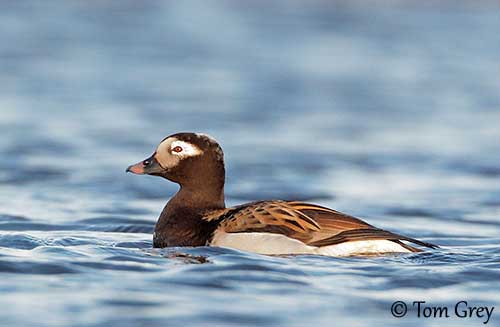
xmin=126 ymin=132 xmax=225 ymax=189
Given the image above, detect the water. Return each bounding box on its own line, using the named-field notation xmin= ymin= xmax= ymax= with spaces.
xmin=1 ymin=1 xmax=499 ymax=326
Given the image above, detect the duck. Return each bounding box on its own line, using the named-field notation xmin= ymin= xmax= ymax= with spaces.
xmin=126 ymin=132 xmax=437 ymax=256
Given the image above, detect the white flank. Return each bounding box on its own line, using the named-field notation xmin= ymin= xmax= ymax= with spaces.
xmin=211 ymin=231 xmax=412 ymax=256
xmin=316 ymin=240 xmax=411 ymax=256
xmin=211 ymin=231 xmax=317 ymax=255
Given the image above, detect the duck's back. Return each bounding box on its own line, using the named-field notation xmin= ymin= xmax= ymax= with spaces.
xmin=208 ymin=201 xmax=437 ymax=256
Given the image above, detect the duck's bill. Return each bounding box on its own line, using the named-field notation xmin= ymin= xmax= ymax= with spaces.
xmin=126 ymin=155 xmax=164 ymax=175
xmin=126 ymin=161 xmax=145 ymax=174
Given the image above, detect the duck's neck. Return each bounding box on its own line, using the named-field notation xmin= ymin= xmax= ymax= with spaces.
xmin=169 ymin=183 xmax=225 ymax=211
xmin=168 ymin=159 xmax=226 ymax=211
xmin=153 ymin=183 xmax=225 ymax=247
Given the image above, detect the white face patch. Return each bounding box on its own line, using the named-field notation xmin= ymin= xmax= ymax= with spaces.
xmin=155 ymin=137 xmax=203 ymax=169
xmin=170 ymin=140 xmax=204 ymax=158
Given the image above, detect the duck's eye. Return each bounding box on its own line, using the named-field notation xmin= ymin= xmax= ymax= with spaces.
xmin=172 ymin=146 xmax=183 ymax=153
xmin=142 ymin=159 xmax=151 ymax=166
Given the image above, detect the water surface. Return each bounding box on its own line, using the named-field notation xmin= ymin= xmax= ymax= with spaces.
xmin=1 ymin=1 xmax=499 ymax=326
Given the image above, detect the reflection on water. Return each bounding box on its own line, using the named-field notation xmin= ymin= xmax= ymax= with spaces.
xmin=1 ymin=1 xmax=499 ymax=326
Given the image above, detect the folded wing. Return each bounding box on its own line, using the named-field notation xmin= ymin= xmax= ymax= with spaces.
xmin=214 ymin=200 xmax=437 ymax=251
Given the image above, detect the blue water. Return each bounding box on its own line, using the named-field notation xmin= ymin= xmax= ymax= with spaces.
xmin=1 ymin=1 xmax=499 ymax=326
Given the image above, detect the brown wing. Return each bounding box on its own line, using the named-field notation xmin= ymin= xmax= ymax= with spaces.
xmin=214 ymin=201 xmax=322 ymax=241
xmin=214 ymin=200 xmax=437 ymax=250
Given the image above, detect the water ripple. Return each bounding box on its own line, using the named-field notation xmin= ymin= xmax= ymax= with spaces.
xmin=0 ymin=1 xmax=499 ymax=326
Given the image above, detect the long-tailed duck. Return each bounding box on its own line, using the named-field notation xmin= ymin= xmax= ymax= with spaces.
xmin=126 ymin=132 xmax=437 ymax=256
